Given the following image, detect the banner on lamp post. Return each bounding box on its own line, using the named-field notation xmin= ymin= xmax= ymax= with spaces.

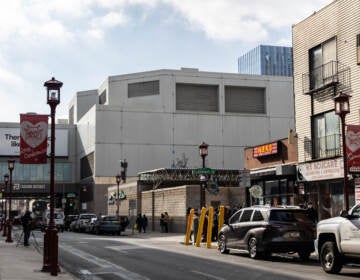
xmin=20 ymin=114 xmax=48 ymax=164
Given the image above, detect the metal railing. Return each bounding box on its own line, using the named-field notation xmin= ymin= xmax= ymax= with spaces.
xmin=302 ymin=61 xmax=351 ymax=95
xmin=304 ymin=133 xmax=342 ymax=161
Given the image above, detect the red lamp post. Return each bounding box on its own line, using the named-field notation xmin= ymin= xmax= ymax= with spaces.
xmin=42 ymin=77 xmax=62 ymax=276
xmin=2 ymin=174 xmax=9 ymax=236
xmin=199 ymin=142 xmax=209 ymax=208
xmin=334 ymin=92 xmax=351 ymax=211
xmin=6 ymin=160 xmax=14 ymax=243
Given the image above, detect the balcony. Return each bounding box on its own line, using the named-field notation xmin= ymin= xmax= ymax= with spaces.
xmin=304 ymin=134 xmax=342 ymax=161
xmin=302 ymin=61 xmax=351 ymax=95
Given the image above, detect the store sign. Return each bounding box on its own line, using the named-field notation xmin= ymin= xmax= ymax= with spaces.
xmin=355 ymin=178 xmax=360 ymax=203
xmin=249 ymin=185 xmax=263 ymax=198
xmin=253 ymin=141 xmax=278 ymax=158
xmin=0 ymin=127 xmax=68 ymax=156
xmin=297 ymin=158 xmax=344 ymax=182
xmin=13 ymin=184 xmax=46 ymax=191
xmin=346 ymin=125 xmax=360 ymax=173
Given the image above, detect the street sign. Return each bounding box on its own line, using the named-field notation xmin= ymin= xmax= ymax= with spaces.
xmin=193 ymin=168 xmax=215 ymax=175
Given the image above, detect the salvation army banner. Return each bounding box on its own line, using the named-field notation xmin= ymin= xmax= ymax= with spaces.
xmin=346 ymin=124 xmax=360 ymax=172
xmin=20 ymin=114 xmax=48 ymax=164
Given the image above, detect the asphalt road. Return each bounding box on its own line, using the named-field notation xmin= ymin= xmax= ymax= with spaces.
xmin=30 ymin=230 xmax=360 ymax=280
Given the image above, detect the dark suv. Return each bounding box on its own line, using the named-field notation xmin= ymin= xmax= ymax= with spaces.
xmin=218 ymin=206 xmax=315 ymax=260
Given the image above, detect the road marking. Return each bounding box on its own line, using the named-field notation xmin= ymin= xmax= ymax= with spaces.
xmin=60 ymin=244 xmax=150 ymax=280
xmin=106 ymin=245 xmax=140 ymax=252
xmin=191 ymin=270 xmax=227 ymax=280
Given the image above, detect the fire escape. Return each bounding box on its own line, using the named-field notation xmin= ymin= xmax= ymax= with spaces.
xmin=302 ymin=60 xmax=351 ymax=161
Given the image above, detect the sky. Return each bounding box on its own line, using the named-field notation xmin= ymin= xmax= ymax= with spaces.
xmin=0 ymin=0 xmax=333 ymax=122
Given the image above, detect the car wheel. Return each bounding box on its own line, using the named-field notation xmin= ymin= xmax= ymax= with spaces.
xmin=320 ymin=241 xmax=343 ymax=274
xmin=248 ymin=237 xmax=260 ymax=259
xmin=298 ymin=250 xmax=311 ymax=261
xmin=218 ymin=234 xmax=229 ymax=254
xmin=95 ymin=228 xmax=100 ymax=235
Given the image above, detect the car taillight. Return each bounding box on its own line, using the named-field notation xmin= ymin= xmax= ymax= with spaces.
xmin=264 ymin=224 xmax=281 ymax=231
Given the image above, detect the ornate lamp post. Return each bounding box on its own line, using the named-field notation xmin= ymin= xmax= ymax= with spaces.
xmin=199 ymin=142 xmax=209 ymax=208
xmin=115 ymin=174 xmax=121 ymax=219
xmin=42 ymin=77 xmax=62 ymax=276
xmin=334 ymin=92 xmax=351 ymax=211
xmin=6 ymin=160 xmax=14 ymax=243
xmin=2 ymin=174 xmax=9 ymax=236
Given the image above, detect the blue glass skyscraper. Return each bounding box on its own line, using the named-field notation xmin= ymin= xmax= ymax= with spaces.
xmin=238 ymin=45 xmax=293 ymax=77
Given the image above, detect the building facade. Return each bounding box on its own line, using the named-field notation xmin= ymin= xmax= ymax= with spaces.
xmin=245 ymin=135 xmax=298 ymax=207
xmin=293 ymin=0 xmax=359 ymax=219
xmin=0 ymin=121 xmax=78 ymax=215
xmin=69 ymin=68 xmax=295 ymax=214
xmin=238 ymin=45 xmax=293 ymax=77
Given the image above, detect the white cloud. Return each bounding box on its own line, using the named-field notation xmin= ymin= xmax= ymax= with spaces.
xmin=91 ymin=11 xmax=128 ymax=29
xmin=163 ymin=0 xmax=334 ymax=42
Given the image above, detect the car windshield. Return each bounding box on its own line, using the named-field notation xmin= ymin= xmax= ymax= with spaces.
xmin=103 ymin=216 xmax=118 ymax=221
xmin=47 ymin=213 xmax=64 ymax=219
xmin=81 ymin=215 xmax=96 ymax=220
xmin=269 ymin=210 xmax=313 ymax=223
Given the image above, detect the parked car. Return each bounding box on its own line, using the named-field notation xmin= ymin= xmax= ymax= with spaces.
xmin=315 ymin=203 xmax=360 ymax=274
xmin=93 ymin=215 xmax=129 ymax=235
xmin=218 ymin=206 xmax=316 ymax=260
xmin=73 ymin=213 xmax=97 ymax=232
xmin=43 ymin=209 xmax=65 ymax=232
xmin=84 ymin=217 xmax=98 ymax=233
xmin=64 ymin=214 xmax=78 ymax=231
xmin=69 ymin=218 xmax=78 ymax=232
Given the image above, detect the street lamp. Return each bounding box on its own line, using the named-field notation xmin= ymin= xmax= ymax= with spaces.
xmin=334 ymin=92 xmax=351 ymax=211
xmin=199 ymin=142 xmax=209 ymax=208
xmin=2 ymin=174 xmax=9 ymax=237
xmin=115 ymin=174 xmax=121 ymax=219
xmin=6 ymin=160 xmax=14 ymax=243
xmin=42 ymin=77 xmax=62 ymax=276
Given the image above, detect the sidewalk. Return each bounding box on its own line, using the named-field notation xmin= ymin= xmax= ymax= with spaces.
xmin=0 ymin=228 xmax=77 ymax=280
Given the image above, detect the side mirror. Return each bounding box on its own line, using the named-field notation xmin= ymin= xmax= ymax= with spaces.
xmin=340 ymin=210 xmax=349 ymax=218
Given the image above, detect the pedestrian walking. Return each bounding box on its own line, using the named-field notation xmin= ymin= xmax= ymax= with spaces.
xmin=136 ymin=213 xmax=143 ymax=233
xmin=163 ymin=212 xmax=169 ymax=233
xmin=142 ymin=214 xmax=148 ymax=233
xmin=160 ymin=213 xmax=165 ymax=232
xmin=21 ymin=210 xmax=32 ymax=246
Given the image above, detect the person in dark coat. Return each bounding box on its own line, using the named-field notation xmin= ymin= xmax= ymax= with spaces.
xmin=142 ymin=214 xmax=148 ymax=233
xmin=136 ymin=214 xmax=143 ymax=233
xmin=21 ymin=211 xmax=32 ymax=246
xmin=306 ymin=201 xmax=318 ymax=224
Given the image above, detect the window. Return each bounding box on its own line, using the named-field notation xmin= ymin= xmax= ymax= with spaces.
xmin=357 ymin=34 xmax=360 ymax=65
xmin=240 ymin=210 xmax=253 ymax=222
xmin=313 ymin=111 xmax=340 ymax=159
xmin=252 ymin=210 xmax=264 ymax=221
xmin=176 ymin=83 xmax=219 ymax=112
xmin=229 ymin=210 xmax=242 ymax=224
xmin=128 ymin=80 xmax=159 ymax=98
xmin=225 ymin=86 xmax=265 ymax=114
xmin=309 ymin=37 xmax=337 ymax=90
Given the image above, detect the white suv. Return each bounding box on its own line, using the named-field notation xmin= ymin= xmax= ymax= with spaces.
xmin=315 ymin=203 xmax=360 ymax=274
xmin=44 ymin=210 xmax=65 ymax=232
xmin=74 ymin=213 xmax=97 ymax=232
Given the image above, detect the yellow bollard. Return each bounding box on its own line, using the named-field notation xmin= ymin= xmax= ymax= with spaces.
xmin=184 ymin=209 xmax=194 ymax=245
xmin=195 ymin=207 xmax=206 ymax=247
xmin=218 ymin=205 xmax=225 ymax=234
xmin=206 ymin=206 xmax=214 ymax=248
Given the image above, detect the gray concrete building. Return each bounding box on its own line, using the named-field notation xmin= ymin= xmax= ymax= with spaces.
xmin=69 ymin=68 xmax=295 ymax=215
